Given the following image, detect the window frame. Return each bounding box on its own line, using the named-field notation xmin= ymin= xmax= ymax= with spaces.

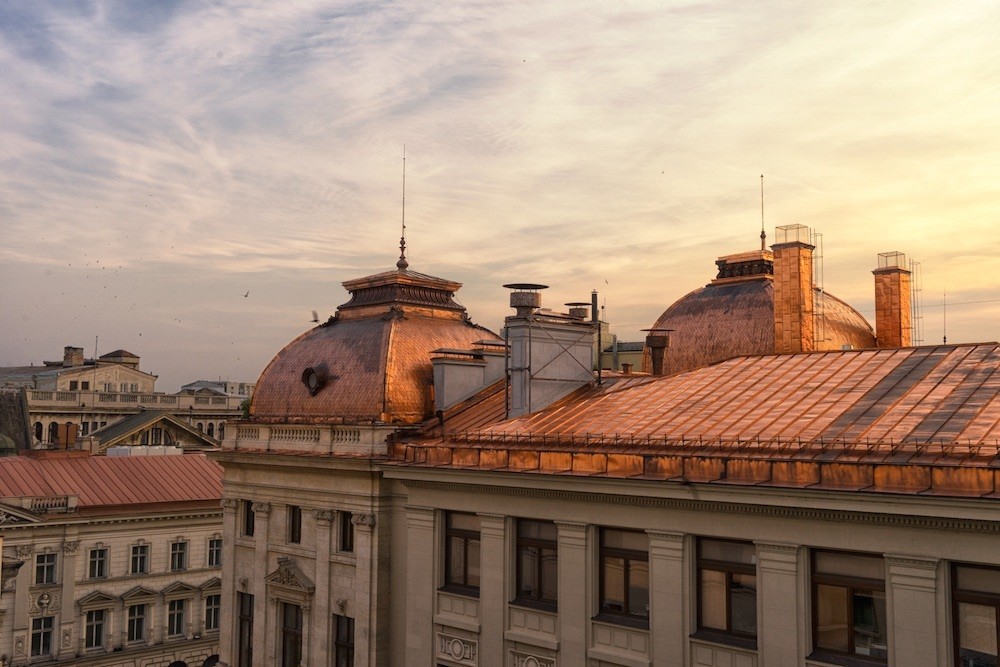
xmin=243 ymin=500 xmax=255 ymax=538
xmin=281 ymin=602 xmax=303 ymax=667
xmin=31 ymin=615 xmax=54 ymax=657
xmin=167 ymin=598 xmax=187 ymax=637
xmin=597 ymin=528 xmax=649 ymax=627
xmin=513 ymin=518 xmax=558 ymax=610
xmin=953 ymin=562 xmax=1000 ymax=666
xmin=237 ymin=592 xmax=254 ymax=667
xmin=810 ymin=549 xmax=887 ymax=665
xmin=85 ymin=608 xmax=106 ymax=649
xmin=127 ymin=603 xmax=146 ymax=642
xmin=288 ymin=505 xmax=302 ymax=544
xmin=208 ymin=537 xmax=223 ymax=568
xmin=205 ymin=593 xmax=221 ymax=632
xmin=35 ymin=552 xmax=57 ymax=585
xmin=170 ymin=540 xmax=188 ymax=572
xmin=131 ymin=544 xmax=149 ymax=575
xmin=339 ymin=511 xmax=354 ymax=553
xmin=443 ymin=511 xmax=481 ymax=595
xmin=695 ymin=538 xmax=758 ymax=647
xmin=89 ymin=547 xmax=108 ymax=579
xmin=334 ymin=614 xmax=355 ymax=667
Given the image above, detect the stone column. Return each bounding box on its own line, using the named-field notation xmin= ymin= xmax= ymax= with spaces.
xmin=556 ymin=521 xmax=588 ymax=666
xmin=755 ymin=541 xmax=801 ymax=667
xmin=311 ymin=509 xmax=335 ymax=665
xmin=405 ymin=506 xmax=437 ymax=665
xmin=252 ymin=502 xmax=271 ymax=665
xmin=352 ymin=512 xmax=376 ymax=667
xmin=478 ymin=513 xmax=506 ymax=667
xmin=885 ymin=555 xmax=939 ymax=666
xmin=59 ymin=540 xmax=79 ymax=660
xmin=647 ymin=531 xmax=686 ymax=665
xmin=218 ymin=498 xmax=239 ymax=667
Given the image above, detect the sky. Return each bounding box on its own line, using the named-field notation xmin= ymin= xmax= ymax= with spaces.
xmin=1 ymin=1 xmax=998 ymax=391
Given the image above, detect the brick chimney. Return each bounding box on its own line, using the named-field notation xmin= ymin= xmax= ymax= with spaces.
xmin=63 ymin=346 xmax=84 ymax=367
xmin=772 ymin=224 xmax=815 ymax=354
xmin=873 ymin=251 xmax=912 ymax=348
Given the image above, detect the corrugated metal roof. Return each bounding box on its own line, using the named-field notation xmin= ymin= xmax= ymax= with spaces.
xmin=0 ymin=453 xmax=222 ymax=508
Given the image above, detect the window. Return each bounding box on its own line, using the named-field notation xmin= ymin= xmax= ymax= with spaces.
xmin=334 ymin=614 xmax=355 ymax=667
xmin=127 ymin=604 xmax=146 ymax=642
xmin=131 ymin=544 xmax=149 ymax=574
xmin=130 ymin=383 xmax=138 ymax=392
xmin=340 ymin=511 xmax=354 ymax=552
xmin=697 ymin=539 xmax=757 ymax=643
xmin=515 ymin=519 xmax=557 ymax=608
xmin=168 ymin=599 xmax=186 ymax=636
xmin=954 ymin=563 xmax=1000 ymax=666
xmin=207 ymin=422 xmax=215 ymax=437
xmin=208 ymin=538 xmax=223 ymax=567
xmin=811 ymin=550 xmax=887 ymax=661
xmin=444 ymin=512 xmax=481 ymax=593
xmin=599 ymin=528 xmax=649 ymax=624
xmin=288 ymin=505 xmax=302 ymax=544
xmin=170 ymin=541 xmax=188 ymax=571
xmin=205 ymin=594 xmax=221 ymax=632
xmin=89 ymin=548 xmax=108 ymax=579
xmin=81 ymin=421 xmax=90 ymax=435
xmin=238 ymin=592 xmax=254 ymax=667
xmin=81 ymin=381 xmax=90 ymax=390
xmin=243 ymin=500 xmax=255 ymax=537
xmin=70 ymin=380 xmax=78 ymax=390
xmin=31 ymin=616 xmax=53 ymax=657
xmin=120 ymin=382 xmax=128 ymax=392
xmin=85 ymin=609 xmax=106 ymax=649
xmin=281 ymin=603 xmax=303 ymax=667
xmin=35 ymin=553 xmax=57 ymax=585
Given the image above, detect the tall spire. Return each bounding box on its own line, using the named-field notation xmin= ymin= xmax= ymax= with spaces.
xmin=760 ymin=174 xmax=766 ymax=251
xmin=396 ymin=146 xmax=409 ymax=270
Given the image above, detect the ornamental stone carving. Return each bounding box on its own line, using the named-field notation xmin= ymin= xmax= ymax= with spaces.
xmin=437 ymin=632 xmax=478 ymax=666
xmin=510 ymin=651 xmax=555 ymax=667
xmin=61 ymin=627 xmax=72 ymax=648
xmin=266 ymin=557 xmax=315 ymax=594
xmin=251 ymin=502 xmax=272 ymax=515
xmin=29 ymin=591 xmax=61 ymax=615
xmin=351 ymin=513 xmax=377 ymax=527
xmin=314 ymin=509 xmax=335 ymax=523
xmin=0 ymin=510 xmax=28 ymax=525
xmin=62 ymin=540 xmax=79 ymax=554
xmin=15 ymin=544 xmax=34 ymax=559
xmin=221 ymin=498 xmax=239 ymax=510
xmin=14 ymin=634 xmax=25 ymax=654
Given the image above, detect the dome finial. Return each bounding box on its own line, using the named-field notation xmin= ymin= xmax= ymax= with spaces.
xmin=397 ymin=145 xmax=408 ymax=270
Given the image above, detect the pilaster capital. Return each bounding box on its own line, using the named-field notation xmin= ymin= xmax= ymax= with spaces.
xmin=220 ymin=498 xmax=239 ymax=510
xmin=351 ymin=512 xmax=377 ymax=528
xmin=754 ymin=541 xmax=799 ymax=572
xmin=314 ymin=509 xmax=335 ymax=524
xmin=62 ymin=540 xmax=80 ymax=555
xmin=251 ymin=502 xmax=271 ymax=515
xmin=555 ymin=521 xmax=588 ymax=548
xmin=647 ymin=530 xmax=685 ymax=558
xmin=886 ymin=554 xmax=940 ymax=591
xmin=405 ymin=505 xmax=435 ymax=530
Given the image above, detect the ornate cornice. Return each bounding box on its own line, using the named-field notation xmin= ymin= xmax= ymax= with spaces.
xmin=401 ymin=479 xmax=1000 ymax=534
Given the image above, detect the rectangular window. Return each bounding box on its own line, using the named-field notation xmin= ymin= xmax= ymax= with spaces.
xmin=120 ymin=382 xmax=128 ymax=392
xmin=599 ymin=528 xmax=649 ymax=624
xmin=334 ymin=614 xmax=355 ymax=667
xmin=208 ymin=538 xmax=223 ymax=567
xmin=31 ymin=616 xmax=53 ymax=657
xmin=89 ymin=548 xmax=108 ymax=579
xmin=170 ymin=541 xmax=188 ymax=571
xmin=205 ymin=593 xmax=221 ymax=631
xmin=340 ymin=511 xmax=354 ymax=552
xmin=444 ymin=512 xmax=481 ymax=594
xmin=81 ymin=381 xmax=90 ymax=390
xmin=954 ymin=563 xmax=1000 ymax=666
xmin=128 ymin=604 xmax=146 ymax=642
xmin=281 ymin=602 xmax=303 ymax=667
xmin=131 ymin=545 xmax=149 ymax=574
xmin=811 ymin=550 xmax=887 ymax=662
xmin=81 ymin=421 xmax=90 ymax=435
xmin=288 ymin=505 xmax=302 ymax=544
xmin=515 ymin=519 xmax=558 ymax=608
xmin=168 ymin=599 xmax=186 ymax=636
xmin=85 ymin=609 xmax=105 ymax=649
xmin=69 ymin=380 xmax=78 ymax=390
xmin=130 ymin=383 xmax=138 ymax=392
xmin=35 ymin=553 xmax=57 ymax=585
xmin=697 ymin=538 xmax=757 ymax=642
xmin=238 ymin=592 xmax=254 ymax=667
xmin=243 ymin=500 xmax=255 ymax=537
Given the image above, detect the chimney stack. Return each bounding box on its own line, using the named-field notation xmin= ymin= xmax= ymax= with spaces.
xmin=643 ymin=329 xmax=671 ymax=375
xmin=772 ymin=224 xmax=815 ymax=354
xmin=873 ymin=251 xmax=912 ymax=348
xmin=63 ymin=346 xmax=84 ymax=367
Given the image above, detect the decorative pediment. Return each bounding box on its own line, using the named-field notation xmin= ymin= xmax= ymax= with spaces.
xmin=121 ymin=585 xmax=157 ymax=601
xmin=0 ymin=502 xmax=41 ymax=526
xmin=161 ymin=581 xmax=198 ymax=597
xmin=77 ymin=590 xmax=117 ymax=608
xmin=199 ymin=577 xmax=222 ymax=591
xmin=265 ymin=557 xmax=314 ymax=594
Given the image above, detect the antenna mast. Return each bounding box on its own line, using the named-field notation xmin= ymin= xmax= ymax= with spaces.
xmin=760 ymin=174 xmax=766 ymax=251
xmin=942 ymin=290 xmax=947 ymax=344
xmin=397 ymin=146 xmax=408 ymax=270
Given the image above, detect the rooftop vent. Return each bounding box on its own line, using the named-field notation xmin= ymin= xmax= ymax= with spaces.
xmin=504 ymin=283 xmax=548 ymax=318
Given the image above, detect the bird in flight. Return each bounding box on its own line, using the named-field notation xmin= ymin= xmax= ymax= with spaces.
xmin=311 ymin=310 xmax=319 ymax=323
xmin=243 ymin=291 xmax=250 ymax=298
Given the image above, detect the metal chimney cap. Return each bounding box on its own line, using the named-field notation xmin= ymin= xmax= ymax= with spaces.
xmin=564 ymin=301 xmax=590 ymax=307
xmin=503 ymin=283 xmax=548 ymax=291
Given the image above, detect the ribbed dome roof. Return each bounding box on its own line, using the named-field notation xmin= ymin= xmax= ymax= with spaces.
xmin=251 ymin=267 xmax=499 ymax=425
xmin=645 ymin=249 xmax=876 ymax=376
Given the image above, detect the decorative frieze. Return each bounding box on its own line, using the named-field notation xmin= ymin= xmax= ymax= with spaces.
xmin=437 ymin=632 xmax=478 ymax=665
xmin=509 ymin=650 xmax=555 ymax=667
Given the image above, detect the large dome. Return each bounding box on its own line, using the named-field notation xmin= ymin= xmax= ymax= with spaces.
xmin=645 ymin=249 xmax=876 ymax=376
xmin=251 ymin=266 xmax=499 ymax=425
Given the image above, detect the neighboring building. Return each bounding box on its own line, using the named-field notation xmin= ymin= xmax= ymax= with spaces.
xmin=0 ymin=347 xmax=245 ymax=450
xmin=211 ymin=233 xmax=999 ymax=667
xmin=180 ymin=381 xmax=255 ymax=400
xmin=0 ymin=451 xmax=224 ymax=667
xmin=599 ymin=340 xmax=644 ymax=373
xmin=79 ymin=410 xmax=221 ymax=455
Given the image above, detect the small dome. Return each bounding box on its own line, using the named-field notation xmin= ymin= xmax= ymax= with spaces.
xmin=645 ymin=249 xmax=876 ymax=376
xmin=251 ymin=267 xmax=499 ymax=424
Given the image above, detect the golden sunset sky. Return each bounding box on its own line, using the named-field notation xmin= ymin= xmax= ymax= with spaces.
xmin=1 ymin=1 xmax=997 ymax=389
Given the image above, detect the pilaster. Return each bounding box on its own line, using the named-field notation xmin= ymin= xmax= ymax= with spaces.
xmin=755 ymin=541 xmax=801 ymax=667
xmin=352 ymin=512 xmax=377 ymax=667
xmin=885 ymin=555 xmax=939 ymax=667
xmin=405 ymin=506 xmax=437 ymax=665
xmin=647 ymin=531 xmax=686 ymax=665
xmin=219 ymin=497 xmax=239 ymax=667
xmin=58 ymin=539 xmax=79 ymax=661
xmin=312 ymin=509 xmax=335 ymax=665
xmin=478 ymin=513 xmax=506 ymax=667
xmin=555 ymin=521 xmax=588 ymax=666
xmin=252 ymin=501 xmax=271 ymax=665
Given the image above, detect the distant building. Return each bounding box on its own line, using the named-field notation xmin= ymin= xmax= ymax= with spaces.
xmin=179 ymin=381 xmax=255 ymax=400
xmin=0 ymin=347 xmax=245 ymax=451
xmin=0 ymin=451 xmax=223 ymax=667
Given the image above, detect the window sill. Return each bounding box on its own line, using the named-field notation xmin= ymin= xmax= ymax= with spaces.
xmin=438 ymin=584 xmax=480 ymax=598
xmin=592 ymin=612 xmax=649 ymax=631
xmin=690 ymin=629 xmax=757 ymax=651
xmin=509 ymin=598 xmax=557 ymax=614
xmin=807 ymin=650 xmax=887 ymax=667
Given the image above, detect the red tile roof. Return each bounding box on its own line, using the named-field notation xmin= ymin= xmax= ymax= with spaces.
xmin=0 ymin=453 xmax=222 ymax=509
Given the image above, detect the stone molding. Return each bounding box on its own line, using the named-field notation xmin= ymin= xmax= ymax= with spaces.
xmin=402 ymin=479 xmax=1000 ymax=533
xmin=885 ymin=554 xmax=940 ymax=570
xmin=437 ymin=631 xmax=478 ymax=665
xmin=15 ymin=544 xmax=34 ymax=558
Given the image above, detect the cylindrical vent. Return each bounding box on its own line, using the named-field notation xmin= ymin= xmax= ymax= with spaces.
xmin=510 ymin=291 xmax=542 ymax=311
xmin=644 ymin=332 xmax=670 ymax=376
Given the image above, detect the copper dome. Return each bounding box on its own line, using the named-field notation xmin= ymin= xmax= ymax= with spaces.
xmin=251 ymin=267 xmax=499 ymax=425
xmin=645 ymin=249 xmax=876 ymax=376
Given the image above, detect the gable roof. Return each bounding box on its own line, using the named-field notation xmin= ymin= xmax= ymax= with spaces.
xmin=90 ymin=410 xmax=218 ymax=449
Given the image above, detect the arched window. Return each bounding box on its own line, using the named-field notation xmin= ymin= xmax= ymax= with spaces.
xmin=34 ymin=422 xmax=43 ymax=442
xmin=218 ymin=424 xmax=225 ymax=440
xmin=196 ymin=422 xmax=203 ymax=432
xmin=202 ymin=657 xmax=220 ymax=667
xmin=207 ymin=423 xmax=215 ymax=438
xmin=48 ymin=422 xmax=59 ymax=443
